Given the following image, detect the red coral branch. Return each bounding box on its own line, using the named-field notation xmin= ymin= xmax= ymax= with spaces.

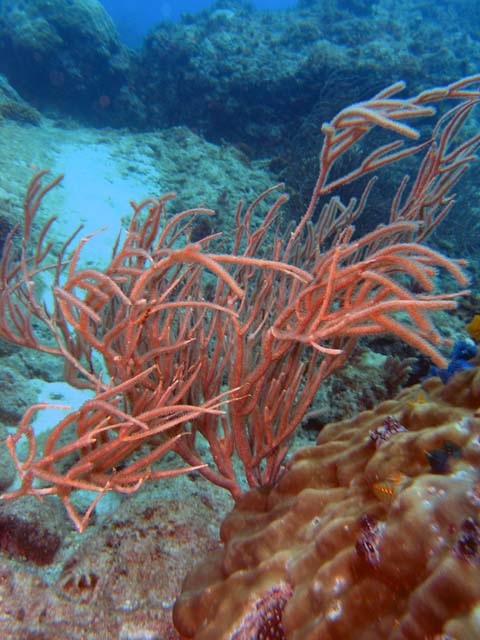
xmin=1 ymin=76 xmax=479 ymax=529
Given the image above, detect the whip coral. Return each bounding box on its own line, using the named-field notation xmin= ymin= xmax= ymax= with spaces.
xmin=0 ymin=76 xmax=479 ymax=531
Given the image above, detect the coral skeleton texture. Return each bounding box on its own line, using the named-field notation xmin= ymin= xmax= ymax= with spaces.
xmin=174 ymin=366 xmax=480 ymax=639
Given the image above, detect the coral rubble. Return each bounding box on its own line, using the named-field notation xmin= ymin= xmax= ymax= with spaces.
xmin=174 ymin=366 xmax=480 ymax=639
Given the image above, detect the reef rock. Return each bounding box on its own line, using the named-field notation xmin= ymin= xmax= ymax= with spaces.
xmin=0 ymin=0 xmax=131 ymax=122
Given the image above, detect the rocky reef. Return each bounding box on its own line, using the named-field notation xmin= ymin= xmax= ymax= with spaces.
xmin=0 ymin=0 xmax=132 ymax=121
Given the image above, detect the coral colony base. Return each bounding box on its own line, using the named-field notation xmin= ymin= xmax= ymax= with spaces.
xmin=173 ymin=365 xmax=480 ymax=639
xmin=0 ymin=77 xmax=479 ymax=636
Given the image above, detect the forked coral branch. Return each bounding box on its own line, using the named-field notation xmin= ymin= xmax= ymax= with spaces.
xmin=1 ymin=76 xmax=479 ymax=529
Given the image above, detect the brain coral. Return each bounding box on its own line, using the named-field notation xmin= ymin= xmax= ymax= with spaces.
xmin=174 ymin=366 xmax=480 ymax=639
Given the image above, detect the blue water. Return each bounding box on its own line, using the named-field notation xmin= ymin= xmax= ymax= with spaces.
xmin=100 ymin=0 xmax=297 ymax=47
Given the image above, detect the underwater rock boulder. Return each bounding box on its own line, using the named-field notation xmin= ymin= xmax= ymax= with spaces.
xmin=174 ymin=366 xmax=480 ymax=639
xmin=0 ymin=495 xmax=65 ymax=565
xmin=0 ymin=0 xmax=132 ymax=122
xmin=134 ymin=2 xmax=356 ymax=153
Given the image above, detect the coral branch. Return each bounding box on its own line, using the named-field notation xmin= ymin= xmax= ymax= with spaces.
xmin=1 ymin=76 xmax=478 ymax=529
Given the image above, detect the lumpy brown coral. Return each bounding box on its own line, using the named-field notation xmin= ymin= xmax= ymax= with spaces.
xmin=174 ymin=366 xmax=480 ymax=639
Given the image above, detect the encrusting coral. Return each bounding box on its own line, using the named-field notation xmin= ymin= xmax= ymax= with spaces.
xmin=173 ymin=365 xmax=480 ymax=639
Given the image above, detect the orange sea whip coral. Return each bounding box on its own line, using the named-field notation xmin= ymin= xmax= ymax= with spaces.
xmin=1 ymin=76 xmax=479 ymax=531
